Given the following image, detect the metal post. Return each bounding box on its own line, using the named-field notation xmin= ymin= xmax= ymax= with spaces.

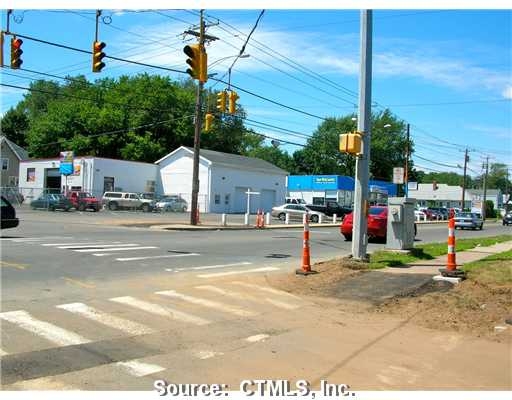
xmin=351 ymin=10 xmax=373 ymax=261
xmin=404 ymin=123 xmax=410 ymax=197
xmin=482 ymin=156 xmax=489 ymax=219
xmin=190 ymin=10 xmax=205 ymax=225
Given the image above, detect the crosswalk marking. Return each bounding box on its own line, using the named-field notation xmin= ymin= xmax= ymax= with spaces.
xmin=195 ymin=285 xmax=298 ymax=310
xmin=41 ymin=242 xmax=122 ymax=247
xmin=1 ymin=236 xmax=74 ymax=242
xmin=115 ymin=359 xmax=166 ymax=377
xmin=56 ymin=303 xmax=155 ymax=335
xmin=246 ymin=334 xmax=270 ymax=343
xmin=0 ymin=310 xmax=90 ymax=346
xmin=231 ymin=281 xmax=301 ymax=300
xmin=0 ymin=348 xmax=8 ymax=356
xmin=197 ymin=266 xmax=279 ymax=278
xmin=109 ymin=296 xmax=211 ymax=326
xmin=56 ymin=243 xmax=136 ymax=249
xmin=156 ymin=290 xmax=257 ymax=317
xmin=116 ymin=253 xmax=199 ymax=262
xmin=193 ymin=350 xmax=224 ymax=360
xmin=191 ymin=262 xmax=252 ymax=271
xmin=74 ymin=246 xmax=158 ymax=253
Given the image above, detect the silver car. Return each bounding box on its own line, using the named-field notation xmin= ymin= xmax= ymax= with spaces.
xmin=271 ymin=204 xmax=326 ymax=223
xmin=454 ymin=212 xmax=483 ymax=230
xmin=155 ymin=196 xmax=188 ymax=212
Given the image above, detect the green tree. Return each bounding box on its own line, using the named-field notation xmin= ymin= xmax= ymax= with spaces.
xmin=0 ymin=106 xmax=29 ymax=148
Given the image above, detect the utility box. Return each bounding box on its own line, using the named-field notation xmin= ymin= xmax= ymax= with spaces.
xmin=386 ymin=197 xmax=416 ymax=250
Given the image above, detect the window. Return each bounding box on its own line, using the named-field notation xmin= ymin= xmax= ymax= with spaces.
xmin=129 ymin=194 xmax=138 ymax=199
xmin=224 ymin=194 xmax=230 ymax=205
xmin=26 ymin=168 xmax=36 ymax=182
xmin=1 ymin=158 xmax=8 ymax=170
xmin=214 ymin=194 xmax=221 ymax=204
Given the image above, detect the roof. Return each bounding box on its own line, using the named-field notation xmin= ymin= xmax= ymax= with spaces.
xmin=468 ymin=189 xmax=501 ymax=196
xmin=155 ymin=146 xmax=288 ymax=175
xmin=0 ymin=136 xmax=29 ymax=160
xmin=20 ymin=155 xmax=156 ymax=167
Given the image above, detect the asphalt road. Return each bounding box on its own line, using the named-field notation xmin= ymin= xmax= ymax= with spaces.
xmin=1 ymin=209 xmax=510 ymax=389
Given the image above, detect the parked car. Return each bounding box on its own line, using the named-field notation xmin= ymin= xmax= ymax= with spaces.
xmin=414 ymin=210 xmax=427 ymax=220
xmin=340 ymin=206 xmax=417 ymax=241
xmin=271 ymin=204 xmax=326 ymax=223
xmin=102 ymin=191 xmax=155 ymax=212
xmin=67 ymin=191 xmax=100 ymax=211
xmin=285 ymin=197 xmax=307 ymax=204
xmin=428 ymin=207 xmax=448 ymax=220
xmin=1 ymin=195 xmax=19 ymax=229
xmin=31 ymin=193 xmax=73 ymax=211
xmin=454 ymin=212 xmax=483 ymax=230
xmin=503 ymin=213 xmax=512 ymax=226
xmin=306 ymin=201 xmax=353 ymax=218
xmin=155 ymin=196 xmax=188 ymax=212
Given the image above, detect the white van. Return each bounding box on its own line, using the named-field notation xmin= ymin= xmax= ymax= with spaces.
xmin=285 ymin=197 xmax=307 ymax=205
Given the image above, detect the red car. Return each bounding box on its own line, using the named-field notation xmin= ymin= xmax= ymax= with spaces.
xmin=341 ymin=206 xmax=417 ymax=242
xmin=341 ymin=206 xmax=388 ymax=241
xmin=67 ymin=191 xmax=100 ymax=211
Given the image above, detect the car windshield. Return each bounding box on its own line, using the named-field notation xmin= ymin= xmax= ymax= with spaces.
xmin=369 ymin=207 xmax=386 ymax=215
xmin=458 ymin=212 xmax=473 ymax=218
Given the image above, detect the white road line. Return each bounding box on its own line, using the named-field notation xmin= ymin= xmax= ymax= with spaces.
xmin=231 ymin=281 xmax=301 ymax=300
xmin=115 ymin=359 xmax=165 ymax=377
xmin=245 ymin=334 xmax=270 ymax=343
xmin=3 ymin=236 xmax=74 ymax=242
xmin=156 ymin=290 xmax=256 ymax=317
xmin=0 ymin=348 xmax=8 ymax=356
xmin=192 ymin=350 xmax=224 ymax=360
xmin=0 ymin=310 xmax=90 ymax=346
xmin=74 ymin=246 xmax=158 ymax=253
xmin=195 ymin=285 xmax=299 ymax=310
xmin=56 ymin=303 xmax=154 ymax=335
xmin=165 ymin=262 xmax=252 ymax=272
xmin=197 ymin=266 xmax=279 ymax=278
xmin=58 ymin=243 xmax=139 ymax=249
xmin=93 ymin=253 xmax=114 ymax=257
xmin=116 ymin=253 xmax=199 ymax=262
xmin=109 ymin=296 xmax=210 ymax=326
xmin=41 ymin=242 xmax=122 ymax=247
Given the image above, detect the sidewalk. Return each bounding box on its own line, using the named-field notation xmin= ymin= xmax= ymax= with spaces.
xmin=331 ymin=240 xmax=512 ymax=305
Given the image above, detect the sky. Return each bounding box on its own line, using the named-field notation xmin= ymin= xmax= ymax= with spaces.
xmin=1 ymin=3 xmax=511 ymax=179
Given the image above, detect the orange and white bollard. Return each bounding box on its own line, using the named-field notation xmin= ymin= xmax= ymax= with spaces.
xmin=439 ymin=213 xmax=466 ymax=278
xmin=296 ymin=213 xmax=317 ymax=275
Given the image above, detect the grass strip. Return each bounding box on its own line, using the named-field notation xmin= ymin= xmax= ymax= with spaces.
xmin=368 ymin=234 xmax=512 ymax=269
xmin=462 ymin=249 xmax=512 ymax=286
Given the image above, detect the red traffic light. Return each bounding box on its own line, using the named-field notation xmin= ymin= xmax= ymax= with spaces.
xmin=92 ymin=41 xmax=106 ymax=73
xmin=10 ymin=37 xmax=23 ymax=69
xmin=12 ymin=38 xmax=23 ymax=49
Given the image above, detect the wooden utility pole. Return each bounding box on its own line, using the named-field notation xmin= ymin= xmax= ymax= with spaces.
xmin=482 ymin=156 xmax=489 ymax=219
xmin=461 ymin=148 xmax=469 ymax=211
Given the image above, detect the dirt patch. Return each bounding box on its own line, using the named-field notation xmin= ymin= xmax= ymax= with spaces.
xmin=266 ymin=257 xmax=368 ymax=297
xmin=374 ymin=278 xmax=512 ymax=340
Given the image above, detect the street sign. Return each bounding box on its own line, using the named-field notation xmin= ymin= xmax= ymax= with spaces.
xmin=393 ymin=167 xmax=404 ymax=184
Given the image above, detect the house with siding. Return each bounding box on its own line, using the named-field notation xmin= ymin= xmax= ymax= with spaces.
xmin=0 ymin=136 xmax=29 ymax=188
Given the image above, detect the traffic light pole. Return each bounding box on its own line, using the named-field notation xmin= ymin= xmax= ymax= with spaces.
xmin=352 ymin=10 xmax=373 ymax=261
xmin=190 ymin=10 xmax=205 ymax=226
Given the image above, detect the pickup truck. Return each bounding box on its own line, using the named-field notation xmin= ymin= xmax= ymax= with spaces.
xmin=306 ymin=201 xmax=352 ymax=218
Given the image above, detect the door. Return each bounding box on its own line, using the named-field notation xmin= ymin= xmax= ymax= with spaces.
xmin=260 ymin=189 xmax=276 ymax=213
xmin=234 ymin=187 xmax=249 ymax=213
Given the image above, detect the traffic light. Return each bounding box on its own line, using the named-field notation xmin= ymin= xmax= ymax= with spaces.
xmin=228 ymin=90 xmax=239 ymax=114
xmin=10 ymin=37 xmax=23 ymax=69
xmin=339 ymin=132 xmax=362 ymax=154
xmin=216 ymin=91 xmax=227 ymax=113
xmin=183 ymin=44 xmax=207 ymax=83
xmin=92 ymin=41 xmax=106 ymax=73
xmin=204 ymin=113 xmax=214 ymax=132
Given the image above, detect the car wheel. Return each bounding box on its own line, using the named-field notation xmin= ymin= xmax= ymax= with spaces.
xmin=479 ymin=224 xmax=483 ymax=230
xmin=108 ymin=202 xmax=118 ymax=211
xmin=141 ymin=203 xmax=150 ymax=212
xmin=78 ymin=203 xmax=86 ymax=211
xmin=278 ymin=213 xmax=286 ymax=221
xmin=310 ymin=214 xmax=319 ymax=223
xmin=343 ymin=234 xmax=352 ymax=241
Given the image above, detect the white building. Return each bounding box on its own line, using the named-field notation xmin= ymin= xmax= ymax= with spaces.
xmin=19 ymin=156 xmax=158 ymax=203
xmin=155 ymin=146 xmax=288 ymax=213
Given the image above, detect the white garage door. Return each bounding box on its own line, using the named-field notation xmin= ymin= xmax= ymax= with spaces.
xmin=234 ymin=187 xmax=249 ymax=213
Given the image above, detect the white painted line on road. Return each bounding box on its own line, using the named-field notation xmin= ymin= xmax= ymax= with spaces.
xmin=58 ymin=243 xmax=139 ymax=249
xmin=109 ymin=296 xmax=210 ymax=326
xmin=231 ymin=281 xmax=301 ymax=300
xmin=156 ymin=290 xmax=257 ymax=317
xmin=93 ymin=253 xmax=114 ymax=257
xmin=116 ymin=253 xmax=199 ymax=262
xmin=245 ymin=334 xmax=270 ymax=343
xmin=0 ymin=348 xmax=8 ymax=356
xmin=197 ymin=267 xmax=279 ymax=278
xmin=2 ymin=236 xmax=74 ymax=242
xmin=74 ymin=246 xmax=158 ymax=253
xmin=193 ymin=350 xmax=224 ymax=360
xmin=0 ymin=310 xmax=90 ymax=346
xmin=115 ymin=359 xmax=165 ymax=377
xmin=195 ymin=285 xmax=299 ymax=310
xmin=41 ymin=241 xmax=121 ymax=246
xmin=165 ymin=261 xmax=252 ymax=273
xmin=56 ymin=303 xmax=154 ymax=335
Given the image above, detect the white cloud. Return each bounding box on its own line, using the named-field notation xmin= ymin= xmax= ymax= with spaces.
xmin=503 ymin=85 xmax=512 ymax=99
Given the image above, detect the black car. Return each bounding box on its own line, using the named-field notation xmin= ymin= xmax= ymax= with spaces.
xmin=1 ymin=195 xmax=19 ymax=229
xmin=503 ymin=213 xmax=512 ymax=226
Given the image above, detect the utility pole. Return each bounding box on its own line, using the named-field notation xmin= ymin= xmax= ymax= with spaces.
xmin=190 ymin=10 xmax=205 ymax=226
xmin=352 ymin=10 xmax=373 ymax=261
xmin=461 ymin=148 xmax=469 ymax=211
xmin=482 ymin=156 xmax=489 ymax=219
xmin=404 ymin=123 xmax=410 ymax=197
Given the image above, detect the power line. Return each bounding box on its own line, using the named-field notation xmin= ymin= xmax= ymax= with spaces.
xmin=413 ymin=154 xmax=461 ymax=169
